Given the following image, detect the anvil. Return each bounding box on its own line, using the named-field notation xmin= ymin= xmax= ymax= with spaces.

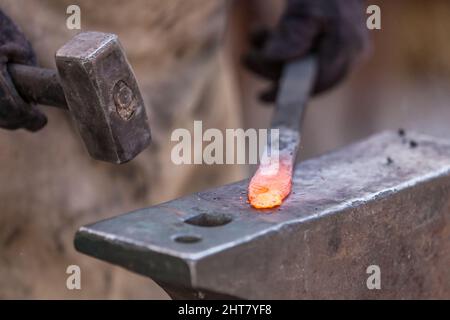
xmin=74 ymin=130 xmax=450 ymax=299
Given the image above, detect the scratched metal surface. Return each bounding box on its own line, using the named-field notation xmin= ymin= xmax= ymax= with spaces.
xmin=75 ymin=131 xmax=450 ymax=299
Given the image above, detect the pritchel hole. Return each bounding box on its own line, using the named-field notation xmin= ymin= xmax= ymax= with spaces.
xmin=184 ymin=213 xmax=232 ymax=227
xmin=173 ymin=234 xmax=202 ymax=244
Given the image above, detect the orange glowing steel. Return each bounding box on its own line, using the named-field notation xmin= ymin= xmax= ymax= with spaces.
xmin=248 ymin=156 xmax=293 ymax=209
xmin=247 ymin=57 xmax=316 ymax=209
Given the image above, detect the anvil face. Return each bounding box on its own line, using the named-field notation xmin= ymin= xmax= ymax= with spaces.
xmin=75 ymin=131 xmax=450 ymax=299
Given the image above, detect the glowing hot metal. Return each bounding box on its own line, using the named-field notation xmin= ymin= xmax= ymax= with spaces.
xmin=248 ymin=157 xmax=293 ymax=208
xmin=248 ymin=57 xmax=317 ymax=209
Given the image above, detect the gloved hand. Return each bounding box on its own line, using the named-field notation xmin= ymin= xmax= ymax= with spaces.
xmin=244 ymin=0 xmax=369 ymax=102
xmin=0 ymin=9 xmax=46 ymax=131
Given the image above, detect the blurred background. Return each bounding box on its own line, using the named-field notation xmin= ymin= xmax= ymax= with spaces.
xmin=0 ymin=0 xmax=450 ymax=299
xmin=233 ymin=0 xmax=450 ymax=161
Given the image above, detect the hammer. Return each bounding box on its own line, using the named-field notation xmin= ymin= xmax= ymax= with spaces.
xmin=7 ymin=32 xmax=151 ymax=164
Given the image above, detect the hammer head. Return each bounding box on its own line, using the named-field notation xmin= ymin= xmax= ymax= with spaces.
xmin=56 ymin=32 xmax=151 ymax=164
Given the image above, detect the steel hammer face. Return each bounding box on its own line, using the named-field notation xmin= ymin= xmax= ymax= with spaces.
xmin=56 ymin=32 xmax=151 ymax=164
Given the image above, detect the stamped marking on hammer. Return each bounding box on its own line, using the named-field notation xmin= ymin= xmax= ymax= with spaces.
xmin=113 ymin=80 xmax=137 ymax=121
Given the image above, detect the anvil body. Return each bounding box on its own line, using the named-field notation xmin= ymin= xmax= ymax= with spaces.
xmin=75 ymin=131 xmax=450 ymax=299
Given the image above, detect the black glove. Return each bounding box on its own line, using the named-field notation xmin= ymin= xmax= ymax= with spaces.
xmin=0 ymin=9 xmax=46 ymax=131
xmin=244 ymin=0 xmax=369 ymax=102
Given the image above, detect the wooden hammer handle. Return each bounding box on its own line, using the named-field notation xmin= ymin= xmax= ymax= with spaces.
xmin=8 ymin=63 xmax=68 ymax=109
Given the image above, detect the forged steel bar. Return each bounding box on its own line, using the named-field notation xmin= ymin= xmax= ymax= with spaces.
xmin=248 ymin=56 xmax=317 ymax=209
xmin=272 ymin=55 xmax=317 ymax=130
xmin=75 ymin=131 xmax=450 ymax=299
